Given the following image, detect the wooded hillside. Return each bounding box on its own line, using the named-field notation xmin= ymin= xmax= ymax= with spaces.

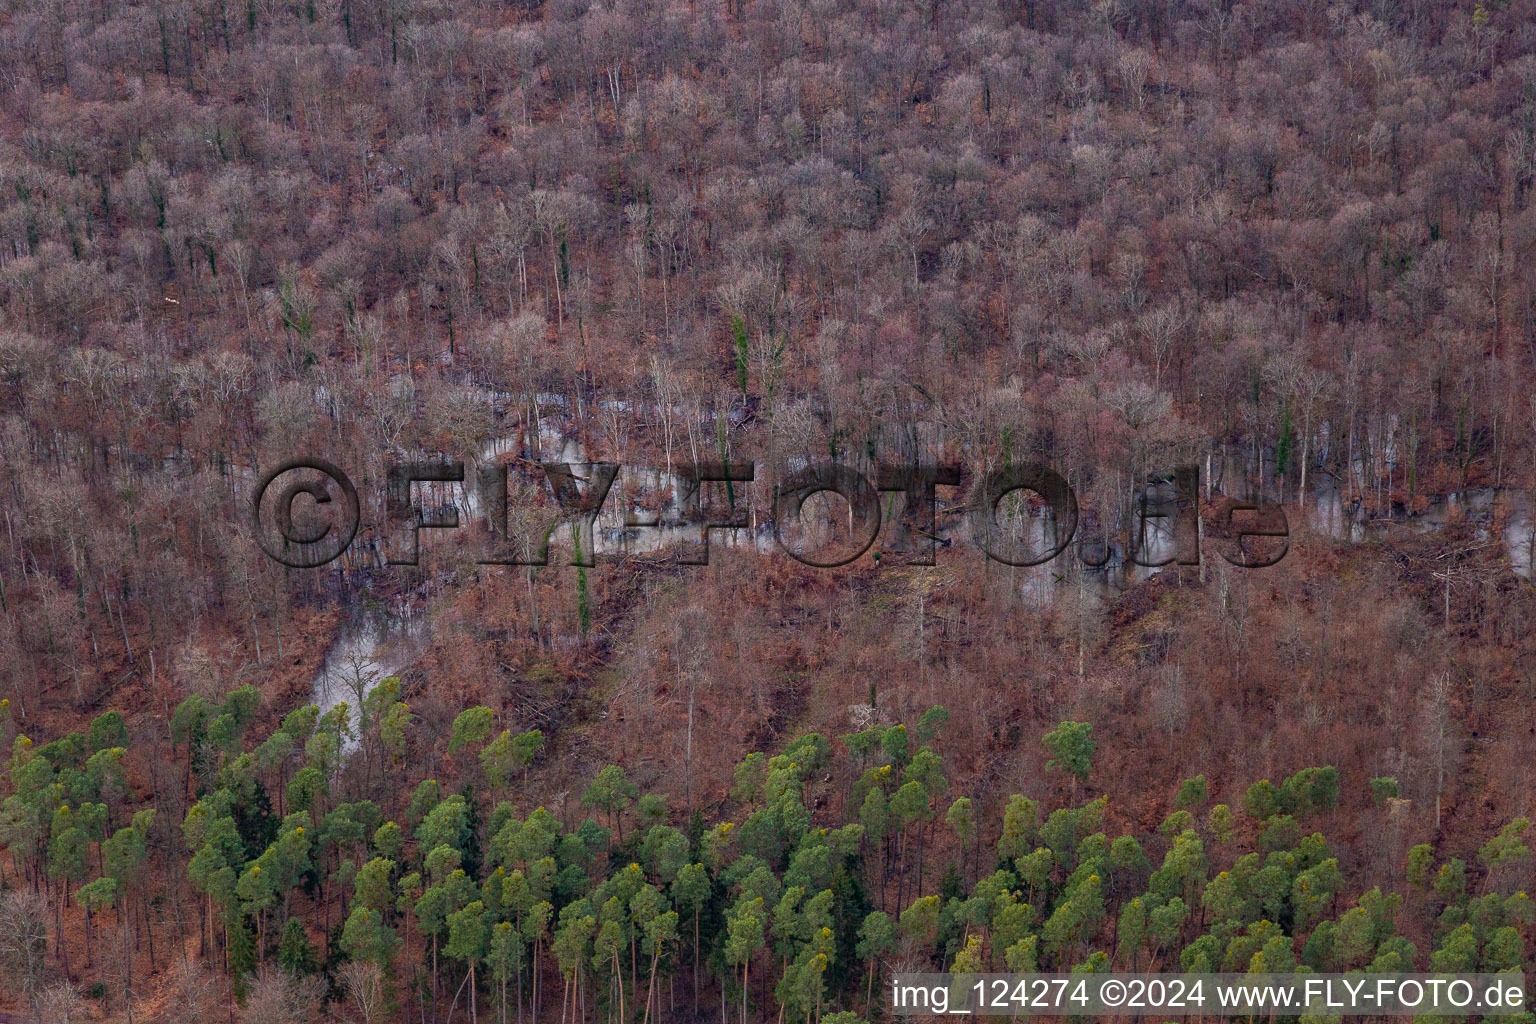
xmin=1 ymin=0 xmax=1535 ymax=1017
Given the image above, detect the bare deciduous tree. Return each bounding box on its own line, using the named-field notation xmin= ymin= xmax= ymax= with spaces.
xmin=242 ymin=968 xmax=327 ymax=1024
xmin=0 ymin=890 xmax=49 ymax=1010
xmin=156 ymin=958 xmax=226 ymax=1024
xmin=339 ymin=958 xmax=386 ymax=1024
xmin=36 ymin=982 xmax=88 ymax=1024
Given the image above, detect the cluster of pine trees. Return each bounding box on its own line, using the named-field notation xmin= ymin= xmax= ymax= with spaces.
xmin=1 ymin=695 xmax=1530 ymax=1023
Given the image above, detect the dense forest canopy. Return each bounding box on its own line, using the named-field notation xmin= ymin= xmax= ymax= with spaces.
xmin=1 ymin=701 xmax=1532 ymax=1023
xmin=1 ymin=0 xmax=1536 ymax=1017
